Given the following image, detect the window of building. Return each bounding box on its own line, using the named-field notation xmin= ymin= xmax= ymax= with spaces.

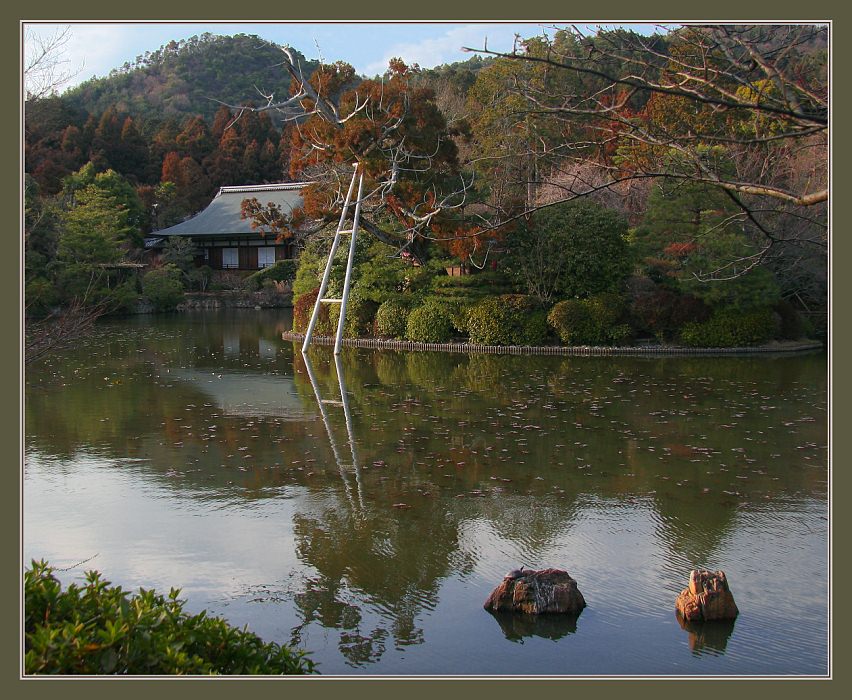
xmin=258 ymin=247 xmax=276 ymax=269
xmin=222 ymin=248 xmax=238 ymax=269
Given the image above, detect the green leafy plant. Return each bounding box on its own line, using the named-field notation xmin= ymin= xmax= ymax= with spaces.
xmin=142 ymin=264 xmax=185 ymax=311
xmin=24 ymin=560 xmax=316 ymax=675
xmin=374 ymin=299 xmax=414 ymax=339
xmin=405 ymin=299 xmax=454 ymax=343
xmin=245 ymin=259 xmax=298 ymax=290
xmin=328 ymin=287 xmax=379 ymax=338
xmin=548 ymin=293 xmax=632 ymax=346
xmin=466 ymin=295 xmax=549 ymax=345
xmin=679 ymin=307 xmax=781 ymax=347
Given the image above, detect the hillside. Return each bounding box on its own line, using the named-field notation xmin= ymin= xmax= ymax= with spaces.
xmin=62 ymin=33 xmax=320 ymax=125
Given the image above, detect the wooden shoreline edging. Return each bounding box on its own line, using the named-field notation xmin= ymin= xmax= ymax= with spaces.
xmin=282 ymin=332 xmax=823 ymax=357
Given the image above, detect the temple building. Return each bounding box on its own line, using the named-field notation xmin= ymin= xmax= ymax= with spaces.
xmin=145 ymin=182 xmax=310 ymax=271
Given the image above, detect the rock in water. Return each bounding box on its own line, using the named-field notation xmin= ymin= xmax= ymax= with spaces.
xmin=483 ymin=568 xmax=586 ymax=615
xmin=675 ymin=569 xmax=739 ymax=622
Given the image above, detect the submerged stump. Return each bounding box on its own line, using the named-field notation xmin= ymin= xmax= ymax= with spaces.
xmin=675 ymin=569 xmax=739 ymax=622
xmin=484 ymin=567 xmax=586 ymax=616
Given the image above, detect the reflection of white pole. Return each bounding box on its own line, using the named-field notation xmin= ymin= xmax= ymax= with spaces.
xmin=334 ymin=352 xmax=365 ymax=511
xmin=334 ymin=171 xmax=364 ymax=355
xmin=301 ymin=351 xmax=355 ymax=509
xmin=302 ymin=164 xmax=359 ymax=353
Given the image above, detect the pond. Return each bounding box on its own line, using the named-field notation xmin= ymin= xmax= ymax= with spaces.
xmin=24 ymin=309 xmax=829 ymax=676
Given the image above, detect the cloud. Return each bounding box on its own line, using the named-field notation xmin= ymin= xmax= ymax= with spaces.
xmin=361 ymin=23 xmax=551 ymax=76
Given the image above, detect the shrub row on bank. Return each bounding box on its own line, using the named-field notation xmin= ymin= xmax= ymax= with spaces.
xmin=293 ymin=287 xmax=809 ymax=349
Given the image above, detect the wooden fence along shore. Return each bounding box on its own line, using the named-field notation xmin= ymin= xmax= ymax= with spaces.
xmin=282 ymin=332 xmax=823 ymax=357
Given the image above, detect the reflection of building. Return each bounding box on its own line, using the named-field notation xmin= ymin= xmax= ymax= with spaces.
xmin=165 ymin=368 xmax=315 ymax=420
xmin=146 ymin=183 xmax=309 ymax=270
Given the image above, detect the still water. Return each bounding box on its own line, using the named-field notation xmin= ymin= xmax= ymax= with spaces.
xmin=24 ymin=310 xmax=829 ymax=676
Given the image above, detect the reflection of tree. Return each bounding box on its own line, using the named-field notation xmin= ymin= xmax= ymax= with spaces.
xmin=27 ymin=313 xmax=826 ymax=665
xmin=290 ymin=495 xmax=467 ymax=664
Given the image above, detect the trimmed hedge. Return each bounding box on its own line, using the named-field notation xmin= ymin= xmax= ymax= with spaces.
xmin=24 ymin=560 xmax=316 ymax=675
xmin=405 ymin=299 xmax=454 ymax=343
xmin=548 ymin=293 xmax=632 ymax=346
xmin=374 ymin=299 xmax=413 ymax=339
xmin=679 ymin=307 xmax=781 ymax=347
xmin=466 ymin=295 xmax=549 ymax=346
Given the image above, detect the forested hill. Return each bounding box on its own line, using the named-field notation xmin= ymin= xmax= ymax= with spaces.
xmin=62 ymin=34 xmax=320 ymax=124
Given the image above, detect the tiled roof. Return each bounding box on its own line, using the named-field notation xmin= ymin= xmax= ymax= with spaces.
xmin=154 ymin=182 xmax=311 ymax=237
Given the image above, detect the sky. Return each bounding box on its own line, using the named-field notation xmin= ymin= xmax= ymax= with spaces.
xmin=22 ymin=21 xmax=665 ymax=93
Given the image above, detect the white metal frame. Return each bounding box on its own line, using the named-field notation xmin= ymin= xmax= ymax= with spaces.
xmin=302 ymin=163 xmax=364 ymax=355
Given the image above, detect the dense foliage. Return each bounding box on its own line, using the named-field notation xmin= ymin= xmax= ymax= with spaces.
xmin=466 ymin=295 xmax=549 ymax=346
xmin=679 ymin=308 xmax=781 ymax=348
xmin=142 ymin=265 xmax=185 ymax=310
xmin=548 ymin=294 xmax=632 ymax=346
xmin=505 ymin=201 xmax=633 ymax=302
xmin=405 ymin=299 xmax=454 ymax=343
xmin=374 ymin=299 xmax=413 ymax=339
xmin=24 ymin=560 xmax=316 ymax=675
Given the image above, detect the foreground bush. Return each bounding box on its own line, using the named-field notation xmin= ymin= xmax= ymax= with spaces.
xmin=548 ymin=293 xmax=632 ymax=346
xmin=467 ymin=295 xmax=549 ymax=346
xmin=679 ymin=307 xmax=780 ymax=347
xmin=405 ymin=299 xmax=454 ymax=342
xmin=24 ymin=560 xmax=316 ymax=675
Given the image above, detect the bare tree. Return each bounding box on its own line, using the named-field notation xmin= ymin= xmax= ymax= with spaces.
xmin=463 ymin=24 xmax=828 ymax=277
xmin=24 ymin=25 xmax=83 ymax=100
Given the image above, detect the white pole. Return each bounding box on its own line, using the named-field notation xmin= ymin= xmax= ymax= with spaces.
xmin=334 ymin=170 xmax=364 ymax=355
xmin=302 ymin=164 xmax=359 ymax=352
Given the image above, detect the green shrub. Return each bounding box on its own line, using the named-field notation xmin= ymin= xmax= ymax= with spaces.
xmin=24 ymin=560 xmax=316 ymax=675
xmin=405 ymin=299 xmax=454 ymax=343
xmin=679 ymin=307 xmax=781 ymax=347
xmin=466 ymin=295 xmax=549 ymax=346
xmin=245 ymin=260 xmax=298 ymax=290
xmin=548 ymin=293 xmax=632 ymax=346
xmin=504 ymin=200 xmax=633 ymax=302
xmin=375 ymin=299 xmax=413 ymax=339
xmin=142 ymin=265 xmax=184 ymax=311
xmin=328 ymin=288 xmax=379 ymax=338
xmin=292 ymin=288 xmax=333 ymax=336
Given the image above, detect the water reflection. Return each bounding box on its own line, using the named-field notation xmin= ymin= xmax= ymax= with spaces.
xmin=488 ymin=610 xmax=579 ymax=642
xmin=302 ymin=352 xmax=365 ymax=511
xmin=24 ymin=311 xmax=828 ymax=674
xmin=676 ymin=615 xmax=737 ymax=656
